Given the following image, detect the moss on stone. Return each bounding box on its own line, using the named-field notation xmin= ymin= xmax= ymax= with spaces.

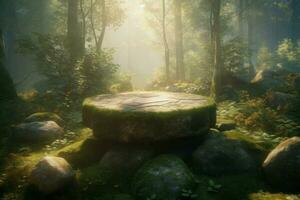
xmin=83 ymin=92 xmax=216 ymax=143
xmin=249 ymin=192 xmax=300 ymax=200
xmin=224 ymin=130 xmax=270 ymax=152
xmin=24 ymin=112 xmax=63 ymax=126
xmin=132 ymin=154 xmax=196 ymax=200
xmin=195 ymin=173 xmax=267 ymax=200
xmin=78 ymin=164 xmax=131 ymax=199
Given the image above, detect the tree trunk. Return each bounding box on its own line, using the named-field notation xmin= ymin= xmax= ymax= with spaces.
xmin=0 ymin=29 xmax=16 ymax=101
xmin=162 ymin=0 xmax=170 ymax=82
xmin=246 ymin=0 xmax=255 ymax=77
xmin=80 ymin=0 xmax=87 ymax=51
xmin=291 ymin=0 xmax=300 ymax=41
xmin=238 ymin=0 xmax=244 ymax=37
xmin=67 ymin=0 xmax=83 ymax=62
xmin=211 ymin=0 xmax=222 ymax=100
xmin=1 ymin=0 xmax=18 ymax=75
xmin=96 ymin=0 xmax=107 ymax=53
xmin=174 ymin=0 xmax=185 ymax=81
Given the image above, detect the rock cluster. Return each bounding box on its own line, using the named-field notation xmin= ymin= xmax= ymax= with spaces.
xmin=23 ymin=91 xmax=300 ymax=198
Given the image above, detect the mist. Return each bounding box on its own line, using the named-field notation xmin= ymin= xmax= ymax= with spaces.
xmin=104 ymin=0 xmax=163 ymax=89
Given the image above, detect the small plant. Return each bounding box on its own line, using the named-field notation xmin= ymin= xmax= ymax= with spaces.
xmin=207 ymin=180 xmax=222 ymax=193
xmin=181 ymin=189 xmax=198 ymax=199
xmin=146 ymin=194 xmax=157 ymax=200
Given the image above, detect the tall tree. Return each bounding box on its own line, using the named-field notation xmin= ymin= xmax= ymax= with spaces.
xmin=290 ymin=0 xmax=300 ymax=41
xmin=162 ymin=0 xmax=170 ymax=82
xmin=67 ymin=0 xmax=83 ymax=61
xmin=0 ymin=29 xmax=16 ymax=100
xmin=237 ymin=0 xmax=244 ymax=37
xmin=246 ymin=0 xmax=255 ymax=77
xmin=174 ymin=0 xmax=185 ymax=81
xmin=90 ymin=0 xmax=107 ymax=53
xmin=211 ymin=0 xmax=222 ymax=100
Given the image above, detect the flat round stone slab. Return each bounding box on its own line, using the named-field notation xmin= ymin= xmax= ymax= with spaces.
xmin=83 ymin=91 xmax=216 ymax=143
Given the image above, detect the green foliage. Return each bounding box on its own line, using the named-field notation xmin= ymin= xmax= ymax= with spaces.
xmin=18 ymin=33 xmax=119 ymax=102
xmin=109 ymin=74 xmax=133 ymax=93
xmin=256 ymin=38 xmax=300 ymax=71
xmin=223 ymin=37 xmax=250 ymax=76
xmin=257 ymin=46 xmax=275 ymax=70
xmin=181 ymin=189 xmax=198 ymax=199
xmin=207 ymin=179 xmax=222 ymax=193
xmin=277 ymin=39 xmax=299 ymax=67
xmin=75 ymin=50 xmax=119 ymax=96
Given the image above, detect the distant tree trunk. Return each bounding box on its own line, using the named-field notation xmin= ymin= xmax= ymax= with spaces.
xmin=1 ymin=0 xmax=18 ymax=75
xmin=162 ymin=0 xmax=170 ymax=82
xmin=211 ymin=0 xmax=222 ymax=100
xmin=238 ymin=0 xmax=244 ymax=37
xmin=291 ymin=0 xmax=300 ymax=41
xmin=0 ymin=29 xmax=16 ymax=100
xmin=80 ymin=0 xmax=87 ymax=51
xmin=67 ymin=0 xmax=83 ymax=62
xmin=246 ymin=0 xmax=255 ymax=77
xmin=96 ymin=0 xmax=107 ymax=53
xmin=174 ymin=0 xmax=185 ymax=81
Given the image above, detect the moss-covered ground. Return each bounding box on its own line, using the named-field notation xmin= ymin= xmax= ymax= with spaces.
xmin=0 ymin=97 xmax=300 ymax=200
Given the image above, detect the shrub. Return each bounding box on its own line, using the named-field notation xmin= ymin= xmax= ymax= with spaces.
xmin=18 ymin=33 xmax=120 ymax=105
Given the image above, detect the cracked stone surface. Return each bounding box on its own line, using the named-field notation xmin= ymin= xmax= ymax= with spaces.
xmin=82 ymin=91 xmax=216 ymax=143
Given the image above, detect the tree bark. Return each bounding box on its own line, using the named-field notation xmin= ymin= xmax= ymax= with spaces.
xmin=67 ymin=0 xmax=83 ymax=61
xmin=174 ymin=0 xmax=185 ymax=81
xmin=246 ymin=0 xmax=255 ymax=77
xmin=0 ymin=29 xmax=16 ymax=100
xmin=238 ymin=0 xmax=244 ymax=37
xmin=291 ymin=0 xmax=300 ymax=41
xmin=162 ymin=0 xmax=170 ymax=82
xmin=96 ymin=0 xmax=107 ymax=53
xmin=80 ymin=0 xmax=87 ymax=51
xmin=211 ymin=0 xmax=222 ymax=100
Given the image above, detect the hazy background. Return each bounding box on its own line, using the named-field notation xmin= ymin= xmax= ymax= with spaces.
xmin=104 ymin=0 xmax=163 ymax=89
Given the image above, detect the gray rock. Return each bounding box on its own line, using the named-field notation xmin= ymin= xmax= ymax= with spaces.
xmin=132 ymin=155 xmax=195 ymax=200
xmin=193 ymin=134 xmax=255 ymax=175
xmin=99 ymin=146 xmax=154 ymax=177
xmin=30 ymin=156 xmax=75 ymax=194
xmin=14 ymin=121 xmax=64 ymax=144
xmin=251 ymin=69 xmax=286 ymax=91
xmin=292 ymin=75 xmax=300 ymax=93
xmin=266 ymin=92 xmax=297 ymax=110
xmin=263 ymin=137 xmax=300 ymax=191
xmin=83 ymin=91 xmax=216 ymax=143
xmin=24 ymin=112 xmax=64 ymax=126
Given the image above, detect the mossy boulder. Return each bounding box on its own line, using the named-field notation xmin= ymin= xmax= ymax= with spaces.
xmin=132 ymin=155 xmax=196 ymax=200
xmin=99 ymin=146 xmax=154 ymax=177
xmin=265 ymin=92 xmax=297 ymax=110
xmin=58 ymin=137 xmax=113 ymax=168
xmin=24 ymin=112 xmax=64 ymax=127
xmin=251 ymin=69 xmax=287 ymax=92
xmin=263 ymin=137 xmax=300 ymax=191
xmin=83 ymin=91 xmax=216 ymax=143
xmin=250 ymin=193 xmax=300 ymax=200
xmin=193 ymin=134 xmax=256 ymax=176
xmin=13 ymin=121 xmax=64 ymax=144
xmin=30 ymin=156 xmax=75 ymax=194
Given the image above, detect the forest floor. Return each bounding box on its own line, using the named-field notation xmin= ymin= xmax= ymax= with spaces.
xmin=0 ymin=93 xmax=300 ymax=200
